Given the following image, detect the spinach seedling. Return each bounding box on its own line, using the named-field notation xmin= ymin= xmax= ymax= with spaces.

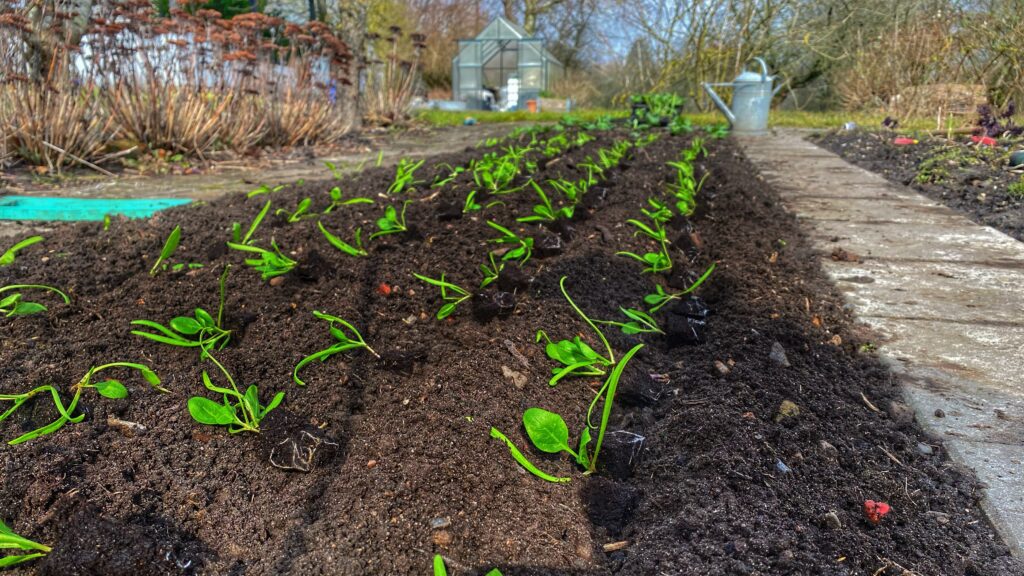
xmin=324 ymin=160 xmax=343 ymax=179
xmin=493 ymin=343 xmax=644 ymax=481
xmin=370 ymin=201 xmax=411 ymax=239
xmin=387 ymin=158 xmax=426 ymax=194
xmin=231 ymin=200 xmax=272 ymax=245
xmin=517 ymin=181 xmax=574 ymax=223
xmin=535 ymin=276 xmax=615 ymax=386
xmin=617 ymin=215 xmax=672 ymax=273
xmin=644 ymin=263 xmax=716 ymax=313
xmin=131 ymin=307 xmax=231 ymax=355
xmin=486 ymin=221 xmax=533 ymax=266
xmin=547 ymin=178 xmax=587 ymax=206
xmin=431 ymin=163 xmax=465 ymax=188
xmin=0 ymin=284 xmax=69 ymax=317
xmin=275 ymin=197 xmax=314 ymax=223
xmin=463 ymin=190 xmax=482 ymax=212
xmin=324 ymin=186 xmax=373 ymax=213
xmin=293 ymin=311 xmax=378 ymax=385
xmin=0 ymin=235 xmax=44 ymax=267
xmin=226 ymin=239 xmax=296 ymax=280
xmin=597 ymin=308 xmax=664 ymax=335
xmin=413 ymin=273 xmax=471 ymax=319
xmin=247 ymin=183 xmax=285 ymax=198
xmin=0 ymin=362 xmax=164 ymax=445
xmin=478 ymin=252 xmax=505 ymax=289
xmin=318 ymin=221 xmax=367 ymax=257
xmin=0 ymin=519 xmax=51 ymax=568
xmin=150 ymin=226 xmax=181 ymax=276
xmin=642 ymin=197 xmax=673 ymax=225
xmin=188 ymin=352 xmax=283 ymax=434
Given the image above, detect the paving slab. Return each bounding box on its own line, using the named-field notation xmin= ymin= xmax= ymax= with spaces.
xmin=740 ymin=130 xmax=1024 ymax=556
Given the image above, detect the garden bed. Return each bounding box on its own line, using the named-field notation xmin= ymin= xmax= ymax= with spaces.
xmin=1 ymin=124 xmax=1020 ymax=575
xmin=814 ymin=131 xmax=1024 ymax=241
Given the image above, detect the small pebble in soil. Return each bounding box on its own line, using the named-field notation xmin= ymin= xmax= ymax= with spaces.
xmin=775 ymin=459 xmax=792 ymax=474
xmin=367 ymin=460 xmax=377 ymax=469
xmin=935 ymin=408 xmax=946 ymax=418
xmin=769 ymin=341 xmax=790 ymax=367
xmin=430 ymin=517 xmax=451 ymax=530
xmin=819 ymin=440 xmax=839 ymax=460
xmin=917 ymin=442 xmax=934 ymax=456
xmin=714 ymin=360 xmax=731 ymax=376
xmin=501 ymin=365 xmax=527 ymax=389
xmin=269 ymin=276 xmax=285 ymax=286
xmin=925 ymin=511 xmax=951 ymax=524
xmin=823 ymin=511 xmax=842 ymax=529
xmin=775 ymin=400 xmax=800 ymax=423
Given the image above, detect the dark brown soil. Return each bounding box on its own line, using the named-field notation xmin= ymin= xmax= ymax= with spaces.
xmin=814 ymin=131 xmax=1024 ymax=241
xmin=1 ymin=126 xmax=1019 ymax=576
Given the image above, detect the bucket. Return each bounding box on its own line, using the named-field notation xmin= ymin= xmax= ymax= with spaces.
xmin=525 ymin=99 xmax=537 ymax=113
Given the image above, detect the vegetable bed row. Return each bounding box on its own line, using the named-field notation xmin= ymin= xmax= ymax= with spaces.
xmin=0 ymin=117 xmax=720 ymax=572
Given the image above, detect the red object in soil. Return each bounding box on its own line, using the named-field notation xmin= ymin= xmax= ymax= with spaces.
xmin=892 ymin=137 xmax=918 ymax=146
xmin=970 ymin=135 xmax=997 ymax=147
xmin=377 ymin=282 xmax=392 ymax=296
xmin=864 ymin=500 xmax=891 ymax=524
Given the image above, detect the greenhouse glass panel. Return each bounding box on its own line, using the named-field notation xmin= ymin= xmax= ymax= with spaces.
xmin=452 ymin=16 xmax=563 ymax=108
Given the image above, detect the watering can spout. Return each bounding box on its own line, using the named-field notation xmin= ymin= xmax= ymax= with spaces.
xmin=703 ymin=83 xmax=735 ymax=126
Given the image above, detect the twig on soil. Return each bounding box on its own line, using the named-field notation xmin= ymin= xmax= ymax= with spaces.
xmin=879 ymin=445 xmax=905 ymax=467
xmin=503 ymin=338 xmax=530 ymax=369
xmin=602 ymin=541 xmax=629 ymax=552
xmin=861 ymin=391 xmax=881 ymax=413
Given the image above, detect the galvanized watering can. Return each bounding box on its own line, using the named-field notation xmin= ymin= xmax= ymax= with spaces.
xmin=703 ymin=57 xmax=782 ymax=134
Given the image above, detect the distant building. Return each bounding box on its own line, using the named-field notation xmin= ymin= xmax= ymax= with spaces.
xmin=452 ymin=16 xmax=563 ymax=110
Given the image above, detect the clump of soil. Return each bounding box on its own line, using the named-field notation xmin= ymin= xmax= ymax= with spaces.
xmin=815 ymin=131 xmax=1024 ymax=241
xmin=0 ymin=125 xmax=1019 ymax=576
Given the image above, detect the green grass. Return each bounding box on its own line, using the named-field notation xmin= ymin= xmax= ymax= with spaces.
xmin=413 ymin=108 xmax=627 ymax=127
xmin=414 ymin=107 xmax=939 ymax=132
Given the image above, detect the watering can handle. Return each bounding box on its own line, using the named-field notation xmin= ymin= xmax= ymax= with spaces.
xmin=750 ymin=57 xmax=769 ymax=82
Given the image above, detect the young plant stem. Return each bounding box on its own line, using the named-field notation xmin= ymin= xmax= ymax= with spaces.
xmin=587 ymin=343 xmax=644 ymax=474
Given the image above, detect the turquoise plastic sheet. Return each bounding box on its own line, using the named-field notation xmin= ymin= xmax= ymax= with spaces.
xmin=0 ymin=196 xmax=191 ymax=221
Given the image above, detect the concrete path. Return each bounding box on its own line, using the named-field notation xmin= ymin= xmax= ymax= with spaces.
xmin=740 ymin=131 xmax=1024 ymax=556
xmin=0 ymin=123 xmax=525 ymax=238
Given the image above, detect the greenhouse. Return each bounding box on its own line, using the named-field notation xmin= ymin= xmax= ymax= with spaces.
xmin=452 ymin=16 xmax=563 ymax=110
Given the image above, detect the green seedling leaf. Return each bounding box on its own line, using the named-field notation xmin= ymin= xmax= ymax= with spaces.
xmin=588 ymin=343 xmax=644 ymax=473
xmin=1 ymin=362 xmax=160 ymax=444
xmin=523 ymin=408 xmax=574 ymax=454
xmin=170 ymin=316 xmax=202 ymax=335
xmin=644 ymin=263 xmax=716 ymax=313
xmin=486 ymin=221 xmax=533 ymax=266
xmin=413 ymin=273 xmax=471 ymax=320
xmin=233 ymin=200 xmax=272 ymax=246
xmin=150 ymin=226 xmax=181 ymax=276
xmin=490 ymin=427 xmax=570 ymax=483
xmin=188 ymin=396 xmax=236 ymax=425
xmin=318 ymin=221 xmax=367 ymax=257
xmin=0 ymin=519 xmax=51 ymax=567
xmin=247 ymin=183 xmax=285 ymax=198
xmin=293 ymin=311 xmax=378 ymax=385
xmin=1 ymin=236 xmax=44 ymax=267
xmin=433 ymin=554 xmax=447 ymax=576
xmin=576 ymin=427 xmax=592 ymax=468
xmin=227 ymin=240 xmax=297 ymax=280
xmin=93 ymin=379 xmax=128 ymax=399
xmin=370 ymin=201 xmax=411 ymax=240
xmin=132 ymin=307 xmax=232 ymax=356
